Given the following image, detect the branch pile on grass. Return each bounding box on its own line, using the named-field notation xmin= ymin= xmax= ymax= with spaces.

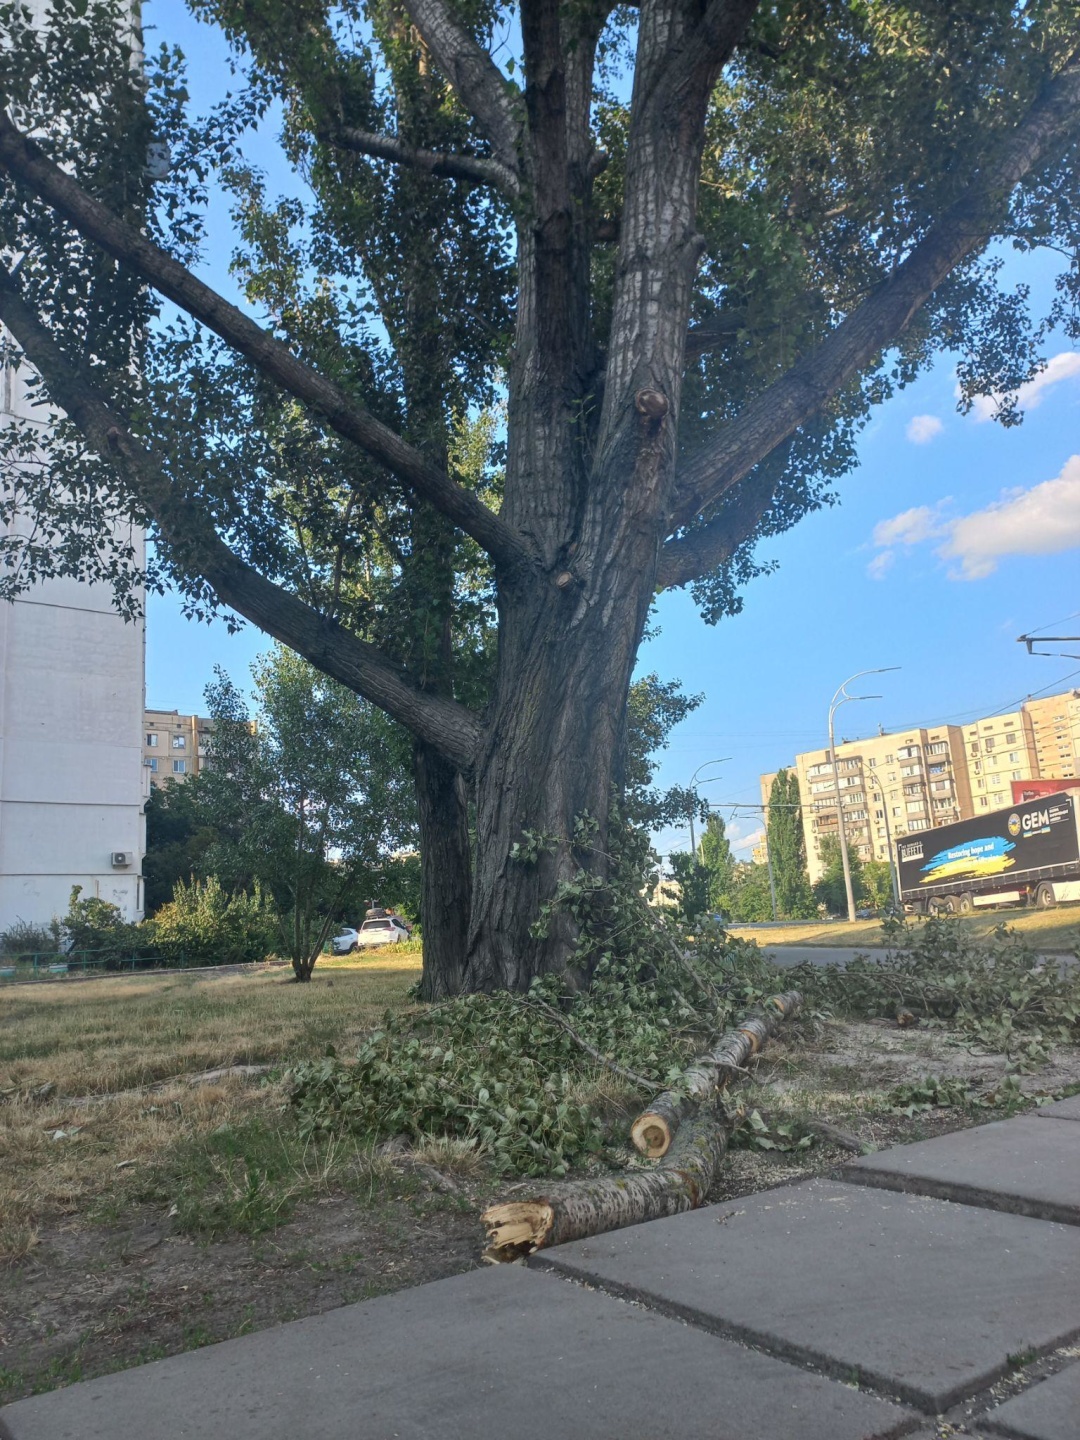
xmin=483 ymin=990 xmax=802 ymax=1260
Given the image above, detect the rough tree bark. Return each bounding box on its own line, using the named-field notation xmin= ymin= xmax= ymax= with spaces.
xmin=2 ymin=4 xmax=1079 ymax=995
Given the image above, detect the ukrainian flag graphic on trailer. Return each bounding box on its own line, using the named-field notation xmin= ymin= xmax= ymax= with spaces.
xmin=919 ymin=835 xmax=1015 ymax=885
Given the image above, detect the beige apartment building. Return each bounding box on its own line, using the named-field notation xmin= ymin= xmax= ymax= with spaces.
xmin=760 ymin=688 xmax=1080 ymax=884
xmin=143 ymin=710 xmax=214 ymax=788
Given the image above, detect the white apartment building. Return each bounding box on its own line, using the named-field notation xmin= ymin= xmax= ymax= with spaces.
xmin=0 ymin=344 xmax=146 ymax=929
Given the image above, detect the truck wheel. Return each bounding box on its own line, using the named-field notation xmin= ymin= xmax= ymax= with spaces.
xmin=1034 ymin=883 xmax=1056 ymax=909
xmin=928 ymin=897 xmax=948 ymax=916
xmin=941 ymin=895 xmax=961 ymax=915
xmin=958 ymin=893 xmax=974 ymax=914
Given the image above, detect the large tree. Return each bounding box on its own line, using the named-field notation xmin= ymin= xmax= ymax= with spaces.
xmin=1 ymin=0 xmax=1079 ymax=993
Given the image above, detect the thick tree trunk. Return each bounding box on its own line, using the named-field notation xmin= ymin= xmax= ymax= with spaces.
xmin=463 ymin=541 xmax=658 ymax=992
xmin=414 ymin=740 xmax=472 ymax=1000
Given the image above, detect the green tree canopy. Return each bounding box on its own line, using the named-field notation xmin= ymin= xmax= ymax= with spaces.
xmin=766 ymin=770 xmax=814 ymax=919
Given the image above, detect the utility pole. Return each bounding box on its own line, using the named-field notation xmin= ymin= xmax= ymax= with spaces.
xmin=828 ymin=668 xmax=900 ymax=923
xmin=864 ymin=764 xmax=901 ymax=911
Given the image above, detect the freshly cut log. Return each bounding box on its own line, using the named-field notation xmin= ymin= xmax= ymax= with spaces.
xmin=482 ymin=1111 xmax=728 ymax=1262
xmin=629 ymin=991 xmax=802 ymax=1158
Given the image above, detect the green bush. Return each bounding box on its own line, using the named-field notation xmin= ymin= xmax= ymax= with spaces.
xmin=61 ymin=886 xmax=151 ymax=966
xmin=0 ymin=917 xmax=61 ymax=957
xmin=151 ymin=877 xmax=277 ymax=967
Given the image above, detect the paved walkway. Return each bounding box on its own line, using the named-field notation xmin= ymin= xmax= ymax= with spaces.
xmin=2 ymin=1100 xmax=1079 ymax=1439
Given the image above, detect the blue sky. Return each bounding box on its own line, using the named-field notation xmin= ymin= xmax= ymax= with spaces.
xmin=143 ymin=3 xmax=1080 ymax=861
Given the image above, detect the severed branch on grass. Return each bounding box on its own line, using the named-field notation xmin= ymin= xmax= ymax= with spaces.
xmin=482 ymin=1107 xmax=730 ymax=1261
xmin=630 ymin=991 xmax=803 ymax=1158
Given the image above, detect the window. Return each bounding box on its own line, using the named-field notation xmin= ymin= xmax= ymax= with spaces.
xmin=1005 ymin=733 xmax=1016 ymax=744
xmin=979 ymin=797 xmax=989 ymax=809
xmin=146 ymin=733 xmax=159 ymax=748
xmin=884 ymin=754 xmax=894 ymax=764
xmin=892 ymin=806 xmax=901 ymax=817
xmin=908 ymin=819 xmax=928 ymax=831
xmin=977 ymin=779 xmax=985 ymax=790
xmin=985 ymin=736 xmax=994 ymax=750
xmin=1008 ymin=752 xmax=1019 ymax=763
xmin=867 ymin=757 xmax=877 ymax=768
xmin=1011 ymin=770 xmax=1021 ymax=781
xmin=147 ymin=757 xmax=158 ymax=772
xmin=973 ymin=761 xmax=982 ymax=774
xmin=905 ymin=800 xmax=924 ymax=814
xmin=173 ymin=759 xmax=187 ymax=775
xmin=172 ymin=735 xmax=186 ymax=749
xmin=928 ymin=742 xmax=948 ymax=755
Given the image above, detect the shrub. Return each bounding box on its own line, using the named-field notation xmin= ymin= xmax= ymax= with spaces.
xmin=151 ymin=877 xmax=277 ymax=967
xmin=61 ymin=886 xmax=150 ymax=966
xmin=0 ymin=917 xmax=61 ymax=957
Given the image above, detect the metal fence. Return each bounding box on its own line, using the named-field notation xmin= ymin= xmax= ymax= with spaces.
xmin=0 ymin=950 xmax=187 ymax=982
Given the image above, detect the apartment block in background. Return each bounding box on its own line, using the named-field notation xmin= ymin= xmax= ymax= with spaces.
xmin=787 ymin=725 xmax=972 ymax=883
xmin=759 ymin=692 xmax=1080 ymax=884
xmin=1 ymin=355 xmax=146 ymax=927
xmin=143 ymin=710 xmax=214 ymax=788
xmin=1024 ymin=691 xmax=1080 ymax=781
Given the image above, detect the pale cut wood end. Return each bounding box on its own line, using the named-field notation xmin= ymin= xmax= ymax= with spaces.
xmin=630 ymin=1113 xmax=672 ymax=1158
xmin=481 ymin=1200 xmax=555 ymax=1262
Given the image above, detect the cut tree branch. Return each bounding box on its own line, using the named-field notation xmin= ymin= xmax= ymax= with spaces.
xmin=327 ymin=125 xmax=519 ymax=197
xmin=399 ymin=0 xmax=522 ymax=173
xmin=666 ymin=49 xmax=1080 ymax=559
xmin=0 ymin=111 xmax=533 ymax=578
xmin=0 ymin=267 xmax=483 ymax=772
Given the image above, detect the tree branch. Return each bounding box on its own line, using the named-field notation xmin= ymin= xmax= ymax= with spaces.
xmin=0 ymin=111 xmax=533 ymax=578
xmin=326 ymin=125 xmax=519 ymax=197
xmin=656 ymin=472 xmax=777 ymax=590
xmin=0 ymin=266 xmax=483 ymax=772
xmin=399 ymin=0 xmax=522 ymax=172
xmin=668 ymin=50 xmax=1080 ymax=543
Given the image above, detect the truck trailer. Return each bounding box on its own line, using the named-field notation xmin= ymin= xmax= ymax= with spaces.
xmin=896 ymin=791 xmax=1080 ymax=914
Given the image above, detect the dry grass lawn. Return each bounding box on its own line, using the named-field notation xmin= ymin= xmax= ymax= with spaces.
xmin=0 ymin=958 xmax=422 ymax=1260
xmin=730 ymin=905 xmax=1080 ymax=952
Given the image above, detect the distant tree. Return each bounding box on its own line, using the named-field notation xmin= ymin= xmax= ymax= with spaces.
xmin=812 ymin=835 xmax=866 ymax=916
xmin=668 ymin=852 xmax=711 ymax=921
xmin=766 ymin=771 xmax=814 ymax=918
xmin=201 ymin=647 xmax=417 ymax=981
xmin=142 ymin=779 xmax=217 ymax=915
xmin=725 ymin=863 xmax=774 ymax=924
xmin=699 ymin=813 xmax=736 ymax=913
xmin=624 ymin=675 xmax=704 ymax=833
xmin=861 ymin=860 xmax=894 ymax=912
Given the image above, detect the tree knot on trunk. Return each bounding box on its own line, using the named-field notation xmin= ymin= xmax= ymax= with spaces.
xmin=554 ymin=569 xmax=575 ymax=589
xmin=634 ymin=388 xmax=669 ymax=421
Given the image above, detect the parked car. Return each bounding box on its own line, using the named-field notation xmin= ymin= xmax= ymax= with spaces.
xmin=330 ymin=927 xmax=362 ymax=955
xmin=355 ymin=916 xmax=411 ymax=948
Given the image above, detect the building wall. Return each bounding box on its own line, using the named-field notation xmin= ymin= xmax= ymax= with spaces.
xmin=769 ymin=695 xmax=1069 ymax=884
xmin=143 ymin=710 xmax=214 ymax=788
xmin=0 ymin=357 xmax=146 ymax=927
xmin=1024 ymin=691 xmax=1080 ymax=782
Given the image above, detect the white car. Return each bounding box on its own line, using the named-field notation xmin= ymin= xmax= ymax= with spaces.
xmin=356 ymin=916 xmax=411 ymax=948
xmin=330 ymin=927 xmax=362 ymax=954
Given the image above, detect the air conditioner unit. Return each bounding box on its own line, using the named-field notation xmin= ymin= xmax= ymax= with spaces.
xmin=143 ymin=758 xmax=156 ymax=767
xmin=111 ymin=851 xmax=133 ymax=868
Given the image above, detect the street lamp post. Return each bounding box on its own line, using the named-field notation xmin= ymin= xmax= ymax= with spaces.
xmin=828 ymin=668 xmax=900 ymax=923
xmin=687 ymin=759 xmax=731 ymax=859
xmin=864 ymin=763 xmax=901 ymax=912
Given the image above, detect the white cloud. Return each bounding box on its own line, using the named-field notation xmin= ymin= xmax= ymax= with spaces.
xmin=867 ymin=455 xmax=1080 ymax=582
xmin=906 ymin=414 xmax=943 ymax=444
xmin=871 ymin=505 xmax=947 ymax=550
xmin=970 ymin=351 xmax=1080 ymax=422
xmin=866 ymin=550 xmax=895 ymax=581
xmin=939 ymin=455 xmax=1080 ymax=579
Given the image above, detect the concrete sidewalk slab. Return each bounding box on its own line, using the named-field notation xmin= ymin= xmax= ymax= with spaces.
xmin=982 ymin=1360 xmax=1080 ymax=1440
xmin=536 ymin=1179 xmax=1080 ymax=1412
xmin=845 ymin=1117 xmax=1080 ymax=1225
xmin=1034 ymin=1093 xmax=1080 ymax=1123
xmin=0 ymin=1264 xmax=917 ymax=1440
